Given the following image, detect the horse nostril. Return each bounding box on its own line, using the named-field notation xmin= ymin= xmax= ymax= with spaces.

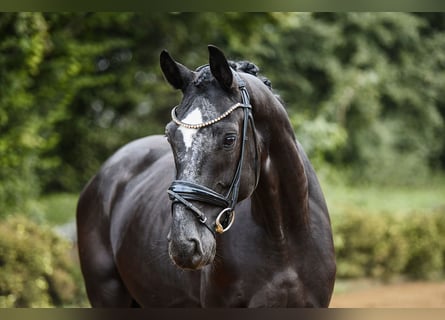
xmin=188 ymin=238 xmax=203 ymax=256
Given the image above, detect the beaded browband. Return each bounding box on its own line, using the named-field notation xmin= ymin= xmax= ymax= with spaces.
xmin=171 ymin=102 xmax=246 ymax=129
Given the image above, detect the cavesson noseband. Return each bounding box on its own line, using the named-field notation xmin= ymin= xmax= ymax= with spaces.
xmin=167 ymin=71 xmax=256 ymax=236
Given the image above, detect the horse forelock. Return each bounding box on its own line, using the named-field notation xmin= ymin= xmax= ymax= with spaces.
xmin=192 ymin=65 xmax=212 ymax=87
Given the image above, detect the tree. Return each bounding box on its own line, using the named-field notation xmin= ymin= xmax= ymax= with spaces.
xmin=0 ymin=13 xmax=52 ymax=214
xmin=1 ymin=13 xmax=445 ymax=216
xmin=243 ymin=13 xmax=445 ymax=184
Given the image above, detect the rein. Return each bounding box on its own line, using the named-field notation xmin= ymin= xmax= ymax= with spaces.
xmin=167 ymin=71 xmax=255 ymax=236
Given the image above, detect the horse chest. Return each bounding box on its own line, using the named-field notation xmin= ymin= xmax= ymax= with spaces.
xmin=200 ymin=231 xmax=309 ymax=307
xmin=246 ymin=267 xmax=306 ymax=307
xmin=201 ymin=263 xmax=308 ymax=307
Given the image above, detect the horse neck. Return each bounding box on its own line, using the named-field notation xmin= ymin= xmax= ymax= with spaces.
xmin=249 ymin=80 xmax=309 ymax=241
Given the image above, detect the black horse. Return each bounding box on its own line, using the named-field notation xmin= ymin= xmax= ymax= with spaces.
xmin=76 ymin=45 xmax=336 ymax=307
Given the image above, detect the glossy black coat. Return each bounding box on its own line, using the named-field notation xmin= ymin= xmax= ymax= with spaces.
xmin=76 ymin=46 xmax=336 ymax=307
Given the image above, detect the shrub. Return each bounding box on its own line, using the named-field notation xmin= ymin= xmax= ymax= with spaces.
xmin=332 ymin=206 xmax=445 ymax=281
xmin=401 ymin=211 xmax=444 ymax=280
xmin=434 ymin=208 xmax=445 ymax=269
xmin=333 ymin=207 xmax=409 ymax=280
xmin=0 ymin=215 xmax=87 ymax=307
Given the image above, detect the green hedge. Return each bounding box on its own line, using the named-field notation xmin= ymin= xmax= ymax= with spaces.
xmin=333 ymin=207 xmax=445 ymax=281
xmin=1 ymin=207 xmax=444 ymax=307
xmin=0 ymin=215 xmax=87 ymax=307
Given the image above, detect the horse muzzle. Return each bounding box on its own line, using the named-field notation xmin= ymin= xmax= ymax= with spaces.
xmin=167 ymin=230 xmax=215 ymax=270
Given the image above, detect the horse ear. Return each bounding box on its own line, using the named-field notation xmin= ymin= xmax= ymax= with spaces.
xmin=208 ymin=45 xmax=233 ymax=90
xmin=160 ymin=50 xmax=193 ymax=90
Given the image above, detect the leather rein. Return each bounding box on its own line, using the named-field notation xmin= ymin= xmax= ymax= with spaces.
xmin=167 ymin=71 xmax=256 ymax=237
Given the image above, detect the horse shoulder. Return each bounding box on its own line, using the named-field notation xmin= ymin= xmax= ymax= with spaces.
xmin=292 ymin=140 xmax=336 ymax=305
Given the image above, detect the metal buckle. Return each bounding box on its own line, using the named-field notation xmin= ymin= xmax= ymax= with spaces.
xmin=215 ymin=208 xmax=236 ymax=234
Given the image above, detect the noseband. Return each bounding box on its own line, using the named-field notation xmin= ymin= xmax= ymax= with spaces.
xmin=167 ymin=71 xmax=256 ymax=236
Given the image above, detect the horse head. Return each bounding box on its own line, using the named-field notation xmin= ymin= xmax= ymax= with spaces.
xmin=160 ymin=45 xmax=260 ymax=270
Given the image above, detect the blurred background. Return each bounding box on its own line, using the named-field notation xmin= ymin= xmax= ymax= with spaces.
xmin=0 ymin=12 xmax=444 ymax=307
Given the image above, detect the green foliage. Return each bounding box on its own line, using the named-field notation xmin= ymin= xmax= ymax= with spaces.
xmin=333 ymin=209 xmax=409 ymax=279
xmin=0 ymin=215 xmax=87 ymax=307
xmin=325 ymin=177 xmax=445 ymax=281
xmin=291 ymin=114 xmax=347 ymax=170
xmin=0 ymin=13 xmax=49 ymax=214
xmin=37 ymin=193 xmax=78 ymax=226
xmin=402 ymin=212 xmax=445 ymax=280
xmin=332 ymin=208 xmax=445 ymax=281
xmin=254 ymin=13 xmax=445 ymax=186
xmin=1 ymin=12 xmax=445 ymax=214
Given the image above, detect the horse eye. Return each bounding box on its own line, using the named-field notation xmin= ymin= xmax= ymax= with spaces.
xmin=223 ymin=134 xmax=237 ymax=149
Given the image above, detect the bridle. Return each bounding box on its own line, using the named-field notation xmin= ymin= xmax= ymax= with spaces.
xmin=167 ymin=71 xmax=257 ymax=237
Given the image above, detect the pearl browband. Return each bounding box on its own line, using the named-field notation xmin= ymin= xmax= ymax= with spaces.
xmin=171 ymin=102 xmax=248 ymax=129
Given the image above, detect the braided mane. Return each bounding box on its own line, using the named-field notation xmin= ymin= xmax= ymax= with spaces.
xmin=193 ymin=60 xmax=273 ymax=90
xmin=229 ymin=60 xmax=272 ymax=90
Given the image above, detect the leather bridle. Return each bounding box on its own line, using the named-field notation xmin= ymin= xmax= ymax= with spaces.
xmin=167 ymin=71 xmax=257 ymax=237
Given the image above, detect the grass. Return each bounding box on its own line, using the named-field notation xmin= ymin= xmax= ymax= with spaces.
xmin=37 ymin=174 xmax=445 ymax=226
xmin=321 ymin=178 xmax=445 ymax=217
xmin=38 ymin=193 xmax=78 ymax=226
xmin=36 ymin=177 xmax=445 ymax=226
